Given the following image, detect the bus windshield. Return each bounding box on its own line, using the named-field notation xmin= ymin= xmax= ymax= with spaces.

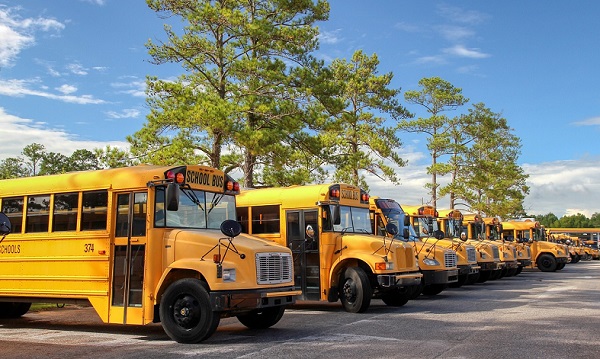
xmin=412 ymin=216 xmax=440 ymax=237
xmin=156 ymin=187 xmax=236 ymax=230
xmin=332 ymin=205 xmax=372 ymax=234
xmin=378 ymin=208 xmax=414 ymax=242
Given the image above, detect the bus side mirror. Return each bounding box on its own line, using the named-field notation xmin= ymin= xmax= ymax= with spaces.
xmin=0 ymin=213 xmax=11 ymax=235
xmin=165 ymin=183 xmax=180 ymax=211
xmin=220 ymin=219 xmax=242 ymax=238
xmin=332 ymin=205 xmax=341 ymax=226
xmin=403 ymin=228 xmax=410 ymax=239
xmin=385 ymin=223 xmax=398 ymax=236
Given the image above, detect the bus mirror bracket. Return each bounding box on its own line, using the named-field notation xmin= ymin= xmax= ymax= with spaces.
xmin=165 ymin=183 xmax=180 ymax=211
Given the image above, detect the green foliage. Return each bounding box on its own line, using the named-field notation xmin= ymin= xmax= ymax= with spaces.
xmin=445 ymin=103 xmax=529 ymax=218
xmin=94 ymin=146 xmax=138 ymax=169
xmin=320 ymin=50 xmax=409 ymax=190
xmin=400 ymin=77 xmax=468 ymax=206
xmin=134 ymin=0 xmax=330 ymax=187
xmin=0 ymin=157 xmax=27 ymax=179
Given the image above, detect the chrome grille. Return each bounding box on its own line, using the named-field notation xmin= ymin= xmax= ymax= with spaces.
xmin=526 ymin=247 xmax=531 ymax=256
xmin=256 ymin=252 xmax=293 ymax=284
xmin=444 ymin=251 xmax=457 ymax=268
xmin=512 ymin=247 xmax=517 ymax=258
xmin=492 ymin=246 xmax=500 ymax=260
xmin=466 ymin=246 xmax=477 ymax=263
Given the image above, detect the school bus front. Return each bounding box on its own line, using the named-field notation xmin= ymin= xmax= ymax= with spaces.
xmin=441 ymin=211 xmax=503 ymax=283
xmin=403 ymin=205 xmax=480 ymax=287
xmin=237 ymin=184 xmax=422 ymax=313
xmin=370 ymin=198 xmax=458 ymax=298
xmin=0 ymin=165 xmax=300 ymax=344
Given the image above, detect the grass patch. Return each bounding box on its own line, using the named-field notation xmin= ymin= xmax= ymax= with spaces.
xmin=30 ymin=303 xmax=68 ymax=312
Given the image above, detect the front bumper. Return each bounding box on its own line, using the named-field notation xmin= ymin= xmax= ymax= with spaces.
xmin=377 ymin=271 xmax=422 ymax=288
xmin=422 ymin=269 xmax=459 ymax=285
xmin=210 ymin=287 xmax=301 ymax=312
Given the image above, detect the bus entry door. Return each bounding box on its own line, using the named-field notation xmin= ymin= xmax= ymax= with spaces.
xmin=111 ymin=191 xmax=147 ymax=325
xmin=286 ymin=210 xmax=320 ymax=300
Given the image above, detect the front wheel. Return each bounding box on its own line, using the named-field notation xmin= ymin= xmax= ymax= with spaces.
xmin=0 ymin=302 xmax=31 ymax=319
xmin=339 ymin=267 xmax=372 ymax=313
xmin=381 ymin=290 xmax=410 ymax=306
xmin=422 ymin=284 xmax=447 ymax=296
xmin=537 ymin=254 xmax=557 ymax=272
xmin=160 ymin=278 xmax=220 ymax=344
xmin=237 ymin=306 xmax=285 ymax=329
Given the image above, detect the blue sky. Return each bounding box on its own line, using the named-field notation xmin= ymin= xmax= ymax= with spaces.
xmin=1 ymin=0 xmax=599 ymax=217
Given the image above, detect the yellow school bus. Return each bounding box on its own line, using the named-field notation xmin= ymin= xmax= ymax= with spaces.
xmin=439 ymin=210 xmax=503 ymax=283
xmin=369 ymin=197 xmax=458 ymax=298
xmin=0 ymin=165 xmax=300 ymax=343
xmin=402 ymin=205 xmax=480 ymax=287
xmin=236 ymin=184 xmax=422 ymax=313
xmin=502 ymin=220 xmax=569 ymax=272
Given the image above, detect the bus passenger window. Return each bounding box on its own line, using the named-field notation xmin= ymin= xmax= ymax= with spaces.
xmin=251 ymin=205 xmax=280 ymax=234
xmin=236 ymin=207 xmax=249 ymax=233
xmin=26 ymin=195 xmax=50 ymax=233
xmin=1 ymin=197 xmax=24 ymax=234
xmin=81 ymin=191 xmax=108 ymax=231
xmin=53 ymin=193 xmax=79 ymax=232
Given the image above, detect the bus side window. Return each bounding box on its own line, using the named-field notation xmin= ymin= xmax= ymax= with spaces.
xmin=53 ymin=193 xmax=79 ymax=232
xmin=1 ymin=197 xmax=24 ymax=234
xmin=251 ymin=205 xmax=280 ymax=234
xmin=236 ymin=206 xmax=249 ymax=233
xmin=26 ymin=195 xmax=50 ymax=233
xmin=81 ymin=190 xmax=108 ymax=231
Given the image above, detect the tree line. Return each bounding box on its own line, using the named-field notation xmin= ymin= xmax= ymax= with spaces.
xmin=2 ymin=0 xmax=530 ymax=220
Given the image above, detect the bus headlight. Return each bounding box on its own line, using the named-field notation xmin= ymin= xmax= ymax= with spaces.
xmin=480 ymin=252 xmax=488 ymax=259
xmin=222 ymin=268 xmax=236 ymax=282
xmin=422 ymin=258 xmax=440 ymax=266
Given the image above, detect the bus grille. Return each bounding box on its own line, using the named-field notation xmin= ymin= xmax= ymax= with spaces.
xmin=526 ymin=247 xmax=531 ymax=256
xmin=256 ymin=252 xmax=293 ymax=284
xmin=466 ymin=246 xmax=477 ymax=263
xmin=492 ymin=246 xmax=500 ymax=260
xmin=444 ymin=251 xmax=457 ymax=268
xmin=512 ymin=248 xmax=517 ymax=258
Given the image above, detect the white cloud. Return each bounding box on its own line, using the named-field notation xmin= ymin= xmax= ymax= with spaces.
xmin=66 ymin=63 xmax=88 ymax=75
xmin=111 ymin=78 xmax=147 ymax=97
xmin=443 ymin=44 xmax=490 ymax=59
xmin=437 ymin=25 xmax=475 ymax=42
xmin=106 ymin=108 xmax=141 ymax=119
xmin=0 ymin=107 xmax=128 ymax=161
xmin=0 ymin=78 xmax=106 ymax=104
xmin=56 ymin=84 xmax=77 ymax=94
xmin=81 ymin=0 xmax=106 ymax=5
xmin=0 ymin=7 xmax=65 ymax=67
xmin=364 ymin=154 xmax=600 ymax=219
xmin=319 ymin=29 xmax=342 ymax=45
xmin=572 ymin=116 xmax=600 ymax=126
xmin=437 ymin=4 xmax=489 ymax=25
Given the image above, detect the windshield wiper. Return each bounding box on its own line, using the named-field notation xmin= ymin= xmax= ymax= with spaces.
xmin=181 ymin=187 xmax=204 ymax=211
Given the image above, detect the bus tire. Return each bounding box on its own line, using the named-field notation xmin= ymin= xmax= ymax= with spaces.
xmin=556 ymin=262 xmax=566 ymax=270
xmin=159 ymin=278 xmax=220 ymax=343
xmin=339 ymin=267 xmax=372 ymax=313
xmin=536 ymin=254 xmax=557 ymax=272
xmin=381 ymin=291 xmax=410 ymax=306
xmin=422 ymin=284 xmax=447 ymax=296
xmin=237 ymin=305 xmax=285 ymax=329
xmin=0 ymin=302 xmax=32 ymax=319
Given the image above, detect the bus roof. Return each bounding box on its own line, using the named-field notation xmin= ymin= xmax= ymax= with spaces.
xmin=0 ymin=165 xmax=225 ymax=196
xmin=237 ymin=183 xmax=367 ymax=209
